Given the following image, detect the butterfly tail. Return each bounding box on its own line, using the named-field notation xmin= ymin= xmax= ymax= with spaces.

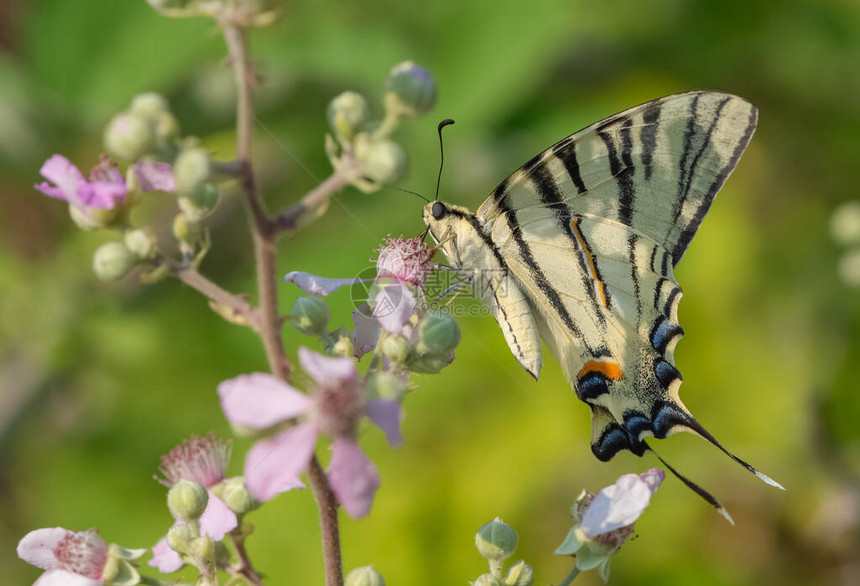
xmin=680 ymin=415 xmax=785 ymax=490
xmin=646 ymin=444 xmax=734 ymax=524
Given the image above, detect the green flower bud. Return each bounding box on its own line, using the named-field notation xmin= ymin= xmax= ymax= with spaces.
xmin=404 ymin=349 xmax=455 ymax=374
xmin=173 ymin=147 xmax=211 ymax=195
xmin=104 ymin=112 xmax=155 ymax=161
xmin=188 ymin=182 xmax=220 ymax=211
xmin=69 ymin=204 xmax=123 ymax=231
xmin=355 ymin=138 xmax=408 ymax=186
xmin=124 ymin=228 xmax=158 ymax=259
xmin=173 ymin=213 xmax=200 ymax=245
xmin=417 ymin=312 xmax=460 ymax=354
xmin=129 ymin=92 xmax=170 ymax=121
xmin=93 ymin=241 xmax=139 ymax=281
xmin=166 ymin=524 xmax=196 ymax=555
xmin=167 ymin=479 xmax=209 ymax=522
xmin=503 ymin=561 xmax=534 ymax=586
xmin=155 ymin=112 xmax=181 ymax=156
xmin=380 ymin=334 xmax=410 ymax=364
xmin=364 ymin=371 xmax=406 ymax=401
xmin=324 ymin=326 xmax=354 ymax=357
xmin=327 ymin=91 xmax=369 ymax=143
xmin=214 ymin=541 xmax=231 ymax=570
xmin=384 ymin=61 xmax=437 ymax=117
xmin=189 ymin=536 xmax=215 ymax=564
xmin=473 ymin=575 xmax=500 ymax=586
xmin=475 ymin=518 xmax=518 ymax=562
xmin=290 ymin=296 xmax=330 ymax=336
xmin=219 ymin=477 xmax=259 ymax=516
xmin=345 ymin=565 xmax=386 ymax=586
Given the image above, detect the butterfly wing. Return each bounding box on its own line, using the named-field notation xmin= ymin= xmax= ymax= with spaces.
xmin=477 ymin=91 xmax=778 ymax=486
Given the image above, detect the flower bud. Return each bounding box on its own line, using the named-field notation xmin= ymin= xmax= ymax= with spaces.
xmin=219 ymin=477 xmax=259 ymax=516
xmin=69 ymin=204 xmax=123 ymax=231
xmin=475 ymin=518 xmax=518 ymax=562
xmin=166 ymin=524 xmax=196 ymax=554
xmin=327 ymin=91 xmax=369 ymax=143
xmin=291 ymin=296 xmax=330 ymax=336
xmin=173 ymin=147 xmax=211 ymax=195
xmin=167 ymin=479 xmax=209 ymax=522
xmin=380 ymin=334 xmax=410 ymax=364
xmin=473 ymin=575 xmax=500 ymax=586
xmin=364 ymin=371 xmax=406 ymax=401
xmin=155 ymin=112 xmax=181 ymax=156
xmin=345 ymin=565 xmax=386 ymax=586
xmin=188 ymin=183 xmax=220 ymax=211
xmin=355 ymin=138 xmax=408 ymax=186
xmin=832 ymin=201 xmax=860 ymax=246
xmin=129 ymin=92 xmax=170 ymax=121
xmin=173 ymin=213 xmax=200 ymax=245
xmin=384 ymin=61 xmax=437 ymax=117
xmin=417 ymin=312 xmax=460 ymax=354
xmin=324 ymin=326 xmax=355 ymax=357
xmin=404 ymin=349 xmax=455 ymax=374
xmin=104 ymin=112 xmax=155 ymax=161
xmin=503 ymin=561 xmax=534 ymax=586
xmin=125 ymin=228 xmax=158 ymax=259
xmin=93 ymin=241 xmax=139 ymax=281
xmin=214 ymin=541 xmax=231 ymax=570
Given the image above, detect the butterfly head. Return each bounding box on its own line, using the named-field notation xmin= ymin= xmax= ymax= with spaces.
xmin=421 ymin=201 xmax=477 ymax=267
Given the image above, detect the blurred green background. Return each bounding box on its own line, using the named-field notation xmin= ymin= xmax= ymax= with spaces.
xmin=2 ymin=0 xmax=860 ymax=584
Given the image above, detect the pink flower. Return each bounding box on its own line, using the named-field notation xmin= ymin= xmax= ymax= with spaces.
xmin=18 ymin=528 xmax=108 ymax=585
xmin=555 ymin=469 xmax=665 ymax=582
xmin=218 ymin=348 xmax=402 ymax=518
xmin=149 ymin=434 xmax=238 ymax=574
xmin=34 ymin=154 xmax=174 ymax=211
xmin=374 ymin=235 xmax=434 ymax=287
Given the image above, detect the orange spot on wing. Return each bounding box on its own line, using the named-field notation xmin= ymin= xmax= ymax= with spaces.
xmin=577 ymin=360 xmax=623 ymax=381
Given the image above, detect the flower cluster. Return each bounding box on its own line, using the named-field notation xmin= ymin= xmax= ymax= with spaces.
xmin=32 ymin=91 xmax=231 ymax=283
xmin=326 ymin=61 xmax=438 ymax=193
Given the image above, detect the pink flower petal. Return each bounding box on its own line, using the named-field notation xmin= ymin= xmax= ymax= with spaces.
xmin=284 ymin=271 xmax=371 ymax=296
xmin=218 ymin=373 xmax=314 ymax=429
xmin=199 ymin=494 xmax=238 ymax=541
xmin=34 ymin=182 xmax=67 ymax=200
xmin=149 ymin=538 xmax=183 ymax=573
xmin=639 ymin=468 xmax=665 ymax=494
xmin=581 ymin=473 xmax=655 ymax=538
xmin=135 ymin=161 xmax=175 ymax=193
xmin=352 ymin=310 xmax=380 ymax=358
xmin=298 ymin=347 xmax=357 ymax=386
xmin=17 ymin=527 xmax=67 ymax=570
xmin=372 ymin=282 xmax=415 ymax=334
xmin=244 ymin=424 xmax=318 ymax=502
xmin=364 ymin=399 xmax=403 ymax=447
xmin=76 ymin=181 xmax=127 ymax=209
xmin=39 ymin=155 xmax=85 ymax=199
xmin=327 ymin=438 xmax=380 ymax=519
xmin=33 ymin=570 xmax=101 ymax=586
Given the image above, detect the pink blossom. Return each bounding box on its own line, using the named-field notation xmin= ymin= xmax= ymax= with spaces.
xmin=374 ymin=235 xmax=434 ymax=287
xmin=149 ymin=434 xmax=238 ymax=574
xmin=18 ymin=528 xmax=108 ymax=585
xmin=218 ymin=348 xmax=402 ymax=518
xmin=34 ymin=154 xmax=174 ymax=212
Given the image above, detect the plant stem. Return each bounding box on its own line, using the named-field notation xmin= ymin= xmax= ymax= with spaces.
xmin=557 ymin=566 xmax=581 ymax=586
xmin=273 ymin=166 xmax=353 ymax=232
xmin=220 ymin=19 xmax=344 ymax=586
xmin=306 ymin=455 xmax=344 ymax=586
xmin=229 ymin=528 xmax=264 ymax=586
xmin=177 ymin=267 xmax=256 ymax=326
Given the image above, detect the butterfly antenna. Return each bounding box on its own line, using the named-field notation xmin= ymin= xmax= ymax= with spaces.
xmin=391 ymin=185 xmax=430 ymax=203
xmin=435 ymin=119 xmax=455 ymax=201
xmin=646 ymin=442 xmax=735 ymax=525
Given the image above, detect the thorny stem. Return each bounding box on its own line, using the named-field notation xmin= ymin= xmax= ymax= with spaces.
xmin=220 ymin=20 xmax=345 ymax=586
xmin=177 ymin=268 xmax=256 ymax=327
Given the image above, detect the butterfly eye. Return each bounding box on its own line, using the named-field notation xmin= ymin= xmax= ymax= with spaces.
xmin=431 ymin=201 xmax=447 ymax=220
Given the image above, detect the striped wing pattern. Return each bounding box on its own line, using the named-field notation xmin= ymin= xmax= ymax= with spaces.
xmin=475 ymin=91 xmax=776 ymax=487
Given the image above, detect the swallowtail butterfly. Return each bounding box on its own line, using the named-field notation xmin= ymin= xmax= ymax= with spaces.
xmin=423 ymin=91 xmax=782 ymax=519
